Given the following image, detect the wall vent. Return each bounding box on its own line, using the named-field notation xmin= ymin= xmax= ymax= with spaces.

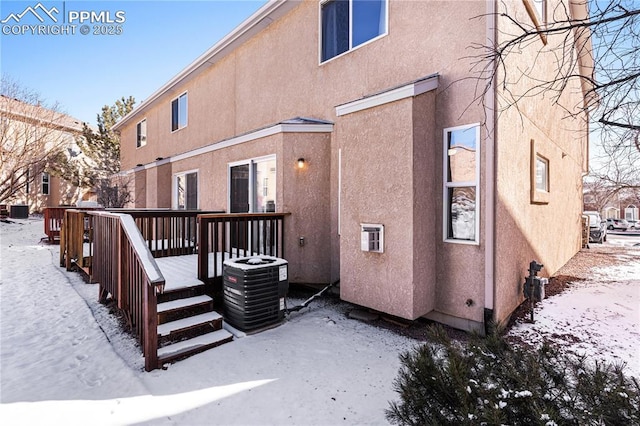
xmin=361 ymin=224 xmax=384 ymax=253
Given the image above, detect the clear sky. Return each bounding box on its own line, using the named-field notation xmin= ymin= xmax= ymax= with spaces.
xmin=1 ymin=0 xmax=267 ymax=124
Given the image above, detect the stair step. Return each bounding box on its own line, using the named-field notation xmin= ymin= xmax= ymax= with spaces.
xmin=158 ymin=295 xmax=213 ymax=314
xmin=157 ymin=329 xmax=233 ymax=364
xmin=157 ymin=311 xmax=223 ymax=337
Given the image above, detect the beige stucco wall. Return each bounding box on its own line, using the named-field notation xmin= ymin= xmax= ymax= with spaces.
xmin=492 ymin=0 xmax=588 ymax=324
xmin=157 ymin=131 xmax=332 ymax=284
xmin=119 ymin=1 xmax=489 ymax=171
xmin=116 ymin=0 xmax=588 ymax=328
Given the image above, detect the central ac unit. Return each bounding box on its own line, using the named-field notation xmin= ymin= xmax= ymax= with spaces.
xmin=223 ymin=256 xmax=288 ymax=331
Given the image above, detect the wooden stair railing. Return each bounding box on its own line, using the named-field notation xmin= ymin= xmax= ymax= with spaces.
xmin=90 ymin=211 xmax=165 ymax=372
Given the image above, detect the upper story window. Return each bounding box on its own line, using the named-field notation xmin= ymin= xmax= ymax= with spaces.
xmin=320 ymin=0 xmax=388 ymax=63
xmin=136 ymin=119 xmax=147 ymax=148
xmin=532 ymin=0 xmax=546 ymax=23
xmin=171 ymin=92 xmax=188 ymax=132
xmin=530 ymin=140 xmax=550 ymax=204
xmin=535 ymin=155 xmax=549 ymax=192
xmin=41 ymin=172 xmax=50 ymax=195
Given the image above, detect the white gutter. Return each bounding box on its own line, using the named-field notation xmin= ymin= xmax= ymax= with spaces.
xmin=113 ymin=0 xmax=298 ymax=131
xmin=484 ymin=0 xmax=497 ymax=315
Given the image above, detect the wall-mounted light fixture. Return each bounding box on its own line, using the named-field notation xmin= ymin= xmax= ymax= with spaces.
xmin=297 ymin=158 xmax=306 ymax=169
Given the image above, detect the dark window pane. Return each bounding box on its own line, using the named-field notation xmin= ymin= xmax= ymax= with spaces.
xmin=321 ymin=0 xmax=349 ymax=61
xmin=353 ymin=0 xmax=385 ymax=47
xmin=171 ymin=98 xmax=179 ymax=131
xmin=186 ymin=172 xmax=198 ymax=209
xmin=230 ymin=164 xmax=250 ymax=213
xmin=447 ymin=187 xmax=476 ymax=240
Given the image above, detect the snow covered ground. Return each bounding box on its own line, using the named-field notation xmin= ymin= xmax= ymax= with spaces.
xmin=507 ymin=244 xmax=640 ymax=378
xmin=1 ymin=218 xmax=415 ymax=425
xmin=1 ymin=218 xmax=638 ymax=425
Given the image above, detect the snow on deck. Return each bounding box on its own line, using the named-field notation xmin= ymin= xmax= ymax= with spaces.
xmin=154 ymin=251 xmax=254 ymax=291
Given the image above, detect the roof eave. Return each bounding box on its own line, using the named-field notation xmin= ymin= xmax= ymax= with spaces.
xmin=113 ymin=0 xmax=298 ymax=131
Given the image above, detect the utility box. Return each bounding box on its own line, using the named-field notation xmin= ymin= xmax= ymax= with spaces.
xmin=223 ymin=256 xmax=288 ymax=331
xmin=9 ymin=205 xmax=29 ymax=219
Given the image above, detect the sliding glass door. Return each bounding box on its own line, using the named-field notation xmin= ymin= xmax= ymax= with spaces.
xmin=228 ymin=156 xmax=276 ymax=253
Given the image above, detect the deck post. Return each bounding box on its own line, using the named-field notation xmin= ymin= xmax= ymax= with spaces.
xmin=144 ymin=282 xmax=159 ymax=372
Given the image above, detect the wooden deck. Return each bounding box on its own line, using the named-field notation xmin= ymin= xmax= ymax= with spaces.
xmin=60 ymin=209 xmax=288 ymax=371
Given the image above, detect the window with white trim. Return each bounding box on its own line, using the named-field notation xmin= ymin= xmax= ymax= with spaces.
xmin=136 ymin=119 xmax=147 ymax=148
xmin=320 ymin=0 xmax=387 ymax=62
xmin=535 ymin=155 xmax=549 ymax=192
xmin=41 ymin=172 xmax=50 ymax=195
xmin=443 ymin=124 xmax=480 ymax=243
xmin=174 ymin=171 xmax=198 ymax=209
xmin=229 ymin=156 xmax=276 ymax=213
xmin=532 ymin=0 xmax=546 ymax=23
xmin=530 ymin=140 xmax=550 ymax=204
xmin=171 ymin=93 xmax=187 ymax=131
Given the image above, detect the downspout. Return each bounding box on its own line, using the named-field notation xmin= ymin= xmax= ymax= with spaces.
xmin=484 ymin=0 xmax=498 ymax=334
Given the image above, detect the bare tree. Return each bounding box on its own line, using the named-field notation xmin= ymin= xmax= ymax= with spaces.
xmin=471 ymin=0 xmax=638 ymax=132
xmin=0 ymin=76 xmax=83 ymax=205
xmin=468 ymin=0 xmax=639 ymax=195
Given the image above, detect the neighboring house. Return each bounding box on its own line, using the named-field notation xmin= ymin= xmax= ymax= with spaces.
xmin=584 ymin=186 xmax=640 ymax=221
xmin=113 ymin=0 xmax=592 ymax=331
xmin=0 ymin=95 xmax=92 ymax=213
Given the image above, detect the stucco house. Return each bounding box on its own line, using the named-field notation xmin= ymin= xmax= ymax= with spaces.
xmin=0 ymin=94 xmax=92 ymax=214
xmin=113 ymin=0 xmax=592 ymax=332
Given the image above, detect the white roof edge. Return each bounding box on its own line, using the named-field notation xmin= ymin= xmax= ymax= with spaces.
xmin=128 ymin=120 xmax=334 ymax=172
xmin=113 ymin=0 xmax=296 ymax=131
xmin=336 ymin=74 xmax=439 ymax=117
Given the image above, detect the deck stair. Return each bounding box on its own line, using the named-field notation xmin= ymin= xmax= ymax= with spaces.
xmin=155 ymin=272 xmax=233 ymax=366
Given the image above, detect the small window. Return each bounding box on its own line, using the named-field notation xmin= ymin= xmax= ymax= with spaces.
xmin=530 ymin=140 xmax=550 ymax=204
xmin=171 ymin=93 xmax=188 ymax=131
xmin=535 ymin=155 xmax=549 ymax=192
xmin=443 ymin=124 xmax=480 ymax=244
xmin=136 ymin=119 xmax=147 ymax=148
xmin=321 ymin=0 xmax=387 ymax=62
xmin=41 ymin=172 xmax=50 ymax=195
xmin=532 ymin=0 xmax=546 ymax=23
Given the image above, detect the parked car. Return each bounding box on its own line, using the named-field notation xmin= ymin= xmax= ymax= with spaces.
xmin=584 ymin=211 xmax=606 ymax=243
xmin=606 ymin=218 xmax=629 ymax=231
xmin=628 ymin=220 xmax=640 ymax=230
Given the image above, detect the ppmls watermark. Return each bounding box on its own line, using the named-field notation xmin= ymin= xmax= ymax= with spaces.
xmin=1 ymin=2 xmax=126 ymax=36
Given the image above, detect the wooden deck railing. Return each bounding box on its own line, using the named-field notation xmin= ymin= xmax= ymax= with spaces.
xmin=60 ymin=209 xmax=223 ymax=276
xmin=114 ymin=209 xmax=222 ymax=258
xmin=46 ymin=206 xmax=102 ymax=243
xmin=44 ymin=207 xmax=67 ymax=242
xmin=91 ymin=211 xmax=165 ymax=372
xmin=59 ymin=209 xmax=98 ymax=275
xmin=198 ymin=213 xmax=290 ymax=283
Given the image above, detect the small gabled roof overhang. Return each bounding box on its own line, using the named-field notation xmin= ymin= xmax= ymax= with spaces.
xmin=129 ymin=116 xmax=333 ymax=172
xmin=113 ymin=0 xmax=299 ymax=132
xmin=335 ymin=73 xmax=439 ymax=117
